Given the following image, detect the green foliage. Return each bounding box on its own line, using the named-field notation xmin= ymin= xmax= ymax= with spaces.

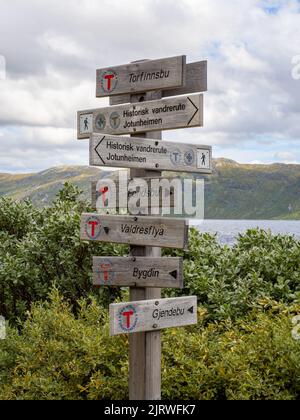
xmin=162 ymin=302 xmax=300 ymax=400
xmin=164 ymin=228 xmax=300 ymax=322
xmin=0 ymin=183 xmax=127 ymax=323
xmin=0 ymin=291 xmax=299 ymax=400
xmin=1 ymin=182 xmax=300 ymax=400
xmin=0 ymin=289 xmax=128 ymax=400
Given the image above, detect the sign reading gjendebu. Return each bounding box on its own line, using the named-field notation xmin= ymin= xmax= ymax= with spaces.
xmin=96 ymin=55 xmax=186 ymax=97
xmin=77 ymin=94 xmax=203 ymax=139
xmin=90 ymin=133 xmax=212 ymax=174
xmin=110 ymin=296 xmax=197 ymax=335
xmin=93 ymin=257 xmax=183 ymax=288
xmin=80 ymin=214 xmax=189 ymax=249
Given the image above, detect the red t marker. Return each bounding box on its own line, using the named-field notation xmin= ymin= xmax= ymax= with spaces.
xmin=100 ymin=263 xmax=110 ymax=282
xmin=88 ymin=220 xmax=99 ymax=238
xmin=123 ymin=311 xmax=134 ymax=329
xmin=104 ymin=74 xmax=115 ymax=91
xmin=100 ymin=186 xmax=109 ymax=207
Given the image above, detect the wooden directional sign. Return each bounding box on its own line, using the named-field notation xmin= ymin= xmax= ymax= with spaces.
xmin=91 ymin=178 xmax=176 ymax=211
xmin=110 ymin=61 xmax=207 ymax=106
xmin=90 ymin=133 xmax=212 ymax=174
xmin=110 ymin=296 xmax=197 ymax=335
xmin=96 ymin=55 xmax=186 ymax=98
xmin=80 ymin=214 xmax=189 ymax=249
xmin=77 ymin=94 xmax=203 ymax=139
xmin=93 ymin=257 xmax=183 ymax=288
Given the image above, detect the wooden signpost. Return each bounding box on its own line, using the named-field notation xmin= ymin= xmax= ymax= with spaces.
xmin=77 ymin=54 xmax=211 ymax=401
xmin=110 ymin=296 xmax=197 ymax=335
xmin=93 ymin=257 xmax=183 ymax=288
xmin=96 ymin=55 xmax=186 ymax=98
xmin=109 ymin=60 xmax=207 ymax=106
xmin=89 ymin=133 xmax=212 ymax=174
xmin=91 ymin=178 xmax=176 ymax=212
xmin=80 ymin=213 xmax=189 ymax=249
xmin=77 ymin=94 xmax=203 ymax=139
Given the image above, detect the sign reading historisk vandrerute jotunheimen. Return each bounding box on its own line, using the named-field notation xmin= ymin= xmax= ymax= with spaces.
xmin=89 ymin=133 xmax=212 ymax=174
xmin=93 ymin=257 xmax=183 ymax=288
xmin=80 ymin=214 xmax=189 ymax=249
xmin=110 ymin=296 xmax=198 ymax=335
xmin=77 ymin=94 xmax=203 ymax=139
xmin=96 ymin=55 xmax=186 ymax=98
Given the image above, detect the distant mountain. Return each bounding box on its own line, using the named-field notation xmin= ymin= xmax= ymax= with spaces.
xmin=0 ymin=160 xmax=299 ymax=220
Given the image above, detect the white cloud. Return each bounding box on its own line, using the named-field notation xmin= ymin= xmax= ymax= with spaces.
xmin=0 ymin=0 xmax=300 ymax=172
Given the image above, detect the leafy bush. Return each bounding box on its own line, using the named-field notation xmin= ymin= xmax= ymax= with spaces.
xmin=1 ymin=183 xmax=300 ymax=325
xmin=0 ymin=183 xmax=126 ymax=323
xmin=0 ymin=291 xmax=299 ymax=400
xmin=164 ymin=229 xmax=300 ymax=322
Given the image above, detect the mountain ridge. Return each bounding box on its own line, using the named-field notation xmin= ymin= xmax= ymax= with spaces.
xmin=0 ymin=159 xmax=299 ymax=220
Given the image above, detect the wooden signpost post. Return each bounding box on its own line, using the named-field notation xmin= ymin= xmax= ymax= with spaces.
xmin=77 ymin=94 xmax=203 ymax=139
xmin=93 ymin=257 xmax=183 ymax=288
xmin=89 ymin=133 xmax=212 ymax=174
xmin=77 ymin=55 xmax=210 ymax=401
xmin=110 ymin=296 xmax=197 ymax=336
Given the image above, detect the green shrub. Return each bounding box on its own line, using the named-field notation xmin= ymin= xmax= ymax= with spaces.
xmin=0 ymin=289 xmax=129 ymax=400
xmin=1 ymin=183 xmax=300 ymax=324
xmin=165 ymin=228 xmax=300 ymax=322
xmin=0 ymin=291 xmax=299 ymax=400
xmin=0 ymin=183 xmax=126 ymax=323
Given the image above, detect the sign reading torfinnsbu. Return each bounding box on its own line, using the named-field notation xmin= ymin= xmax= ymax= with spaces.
xmin=96 ymin=56 xmax=186 ymax=98
xmin=80 ymin=214 xmax=189 ymax=249
xmin=90 ymin=133 xmax=212 ymax=174
xmin=77 ymin=94 xmax=203 ymax=139
xmin=93 ymin=257 xmax=183 ymax=288
xmin=110 ymin=296 xmax=197 ymax=335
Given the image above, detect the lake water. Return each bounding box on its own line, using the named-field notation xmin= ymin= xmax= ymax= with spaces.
xmin=191 ymin=220 xmax=300 ymax=246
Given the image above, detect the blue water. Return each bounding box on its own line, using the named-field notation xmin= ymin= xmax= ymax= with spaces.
xmin=191 ymin=220 xmax=300 ymax=246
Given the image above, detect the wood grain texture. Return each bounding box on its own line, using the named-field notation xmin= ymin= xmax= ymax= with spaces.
xmin=96 ymin=55 xmax=186 ymax=97
xmin=93 ymin=257 xmax=183 ymax=288
xmin=109 ymin=61 xmax=207 ymax=106
xmin=80 ymin=213 xmax=189 ymax=249
xmin=129 ymin=89 xmax=163 ymax=401
xmin=77 ymin=94 xmax=203 ymax=139
xmin=110 ymin=296 xmax=198 ymax=335
xmin=89 ymin=133 xmax=212 ymax=174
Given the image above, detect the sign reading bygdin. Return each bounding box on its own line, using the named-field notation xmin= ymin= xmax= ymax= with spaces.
xmin=80 ymin=214 xmax=189 ymax=249
xmin=90 ymin=134 xmax=212 ymax=174
xmin=96 ymin=56 xmax=186 ymax=98
xmin=93 ymin=257 xmax=183 ymax=288
xmin=110 ymin=296 xmax=197 ymax=335
xmin=77 ymin=94 xmax=203 ymax=139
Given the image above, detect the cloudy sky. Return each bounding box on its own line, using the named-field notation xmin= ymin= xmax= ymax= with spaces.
xmin=0 ymin=0 xmax=300 ymax=173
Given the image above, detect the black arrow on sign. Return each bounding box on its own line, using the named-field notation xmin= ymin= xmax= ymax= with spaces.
xmin=95 ymin=136 xmax=106 ymax=165
xmin=187 ymin=97 xmax=199 ymax=126
xmin=169 ymin=270 xmax=178 ymax=279
xmin=103 ymin=227 xmax=110 ymax=235
xmin=188 ymin=306 xmax=194 ymax=314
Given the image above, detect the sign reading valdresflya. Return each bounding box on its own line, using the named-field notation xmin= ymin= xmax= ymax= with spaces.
xmin=110 ymin=296 xmax=197 ymax=335
xmin=90 ymin=133 xmax=212 ymax=174
xmin=77 ymin=94 xmax=203 ymax=139
xmin=96 ymin=56 xmax=186 ymax=97
xmin=80 ymin=214 xmax=189 ymax=249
